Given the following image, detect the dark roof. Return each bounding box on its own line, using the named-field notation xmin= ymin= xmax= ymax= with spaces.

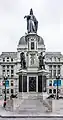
xmin=18 ymin=35 xmax=44 ymax=45
xmin=18 ymin=36 xmax=27 ymax=45
xmin=38 ymin=36 xmax=44 ymax=45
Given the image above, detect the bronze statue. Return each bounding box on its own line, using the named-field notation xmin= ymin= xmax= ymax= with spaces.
xmin=20 ymin=52 xmax=26 ymax=69
xmin=24 ymin=8 xmax=38 ymax=33
xmin=38 ymin=52 xmax=45 ymax=69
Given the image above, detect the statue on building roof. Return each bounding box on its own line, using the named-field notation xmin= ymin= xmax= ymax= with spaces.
xmin=20 ymin=52 xmax=26 ymax=69
xmin=38 ymin=52 xmax=45 ymax=70
xmin=24 ymin=8 xmax=38 ymax=33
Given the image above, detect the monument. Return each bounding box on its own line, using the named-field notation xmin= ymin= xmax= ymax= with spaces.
xmin=17 ymin=8 xmax=49 ymax=96
xmin=6 ymin=9 xmax=51 ymax=113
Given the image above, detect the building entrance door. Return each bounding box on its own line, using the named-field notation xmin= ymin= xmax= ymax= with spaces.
xmin=29 ymin=77 xmax=36 ymax=92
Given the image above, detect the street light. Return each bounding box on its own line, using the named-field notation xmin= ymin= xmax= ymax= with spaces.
xmin=56 ymin=74 xmax=60 ymax=100
xmin=3 ymin=75 xmax=8 ymax=108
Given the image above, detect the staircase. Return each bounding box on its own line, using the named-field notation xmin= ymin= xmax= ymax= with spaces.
xmin=15 ymin=93 xmax=49 ymax=114
xmin=6 ymin=93 xmax=52 ymax=114
xmin=16 ymin=99 xmax=44 ymax=114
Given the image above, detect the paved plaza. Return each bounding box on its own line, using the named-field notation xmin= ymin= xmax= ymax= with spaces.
xmin=0 ymin=101 xmax=63 ymax=120
xmin=0 ymin=106 xmax=63 ymax=120
xmin=0 ymin=118 xmax=63 ymax=120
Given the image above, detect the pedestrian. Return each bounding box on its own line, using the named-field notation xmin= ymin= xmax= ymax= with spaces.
xmin=3 ymin=100 xmax=6 ymax=108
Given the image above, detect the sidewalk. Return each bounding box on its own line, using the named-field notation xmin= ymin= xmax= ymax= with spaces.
xmin=0 ymin=107 xmax=63 ymax=118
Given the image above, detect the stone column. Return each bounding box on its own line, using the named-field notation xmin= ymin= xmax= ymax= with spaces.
xmin=27 ymin=76 xmax=29 ymax=92
xmin=22 ymin=74 xmax=23 ymax=93
xmin=36 ymin=76 xmax=38 ymax=92
xmin=41 ymin=75 xmax=43 ymax=100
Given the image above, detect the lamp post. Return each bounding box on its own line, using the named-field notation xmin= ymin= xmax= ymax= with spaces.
xmin=56 ymin=74 xmax=60 ymax=100
xmin=3 ymin=75 xmax=7 ymax=108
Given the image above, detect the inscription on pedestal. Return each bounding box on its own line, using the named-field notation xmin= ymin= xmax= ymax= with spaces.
xmin=29 ymin=77 xmax=36 ymax=92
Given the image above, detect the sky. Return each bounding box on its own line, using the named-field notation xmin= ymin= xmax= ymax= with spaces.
xmin=0 ymin=0 xmax=63 ymax=54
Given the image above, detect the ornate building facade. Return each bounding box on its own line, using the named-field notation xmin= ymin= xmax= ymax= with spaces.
xmin=0 ymin=51 xmax=63 ymax=98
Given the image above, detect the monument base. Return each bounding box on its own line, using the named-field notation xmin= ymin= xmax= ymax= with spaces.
xmin=6 ymin=92 xmax=52 ymax=113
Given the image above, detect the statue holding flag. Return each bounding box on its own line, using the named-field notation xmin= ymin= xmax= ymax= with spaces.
xmin=24 ymin=8 xmax=38 ymax=33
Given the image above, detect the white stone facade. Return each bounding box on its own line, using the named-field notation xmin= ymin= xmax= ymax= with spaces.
xmin=0 ymin=36 xmax=63 ymax=98
xmin=45 ymin=52 xmax=63 ymax=95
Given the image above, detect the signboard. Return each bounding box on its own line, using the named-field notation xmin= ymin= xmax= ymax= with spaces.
xmin=5 ymin=80 xmax=9 ymax=87
xmin=53 ymin=80 xmax=61 ymax=86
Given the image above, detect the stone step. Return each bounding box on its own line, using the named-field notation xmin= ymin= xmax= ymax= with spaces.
xmin=6 ymin=93 xmax=50 ymax=113
xmin=15 ymin=98 xmax=46 ymax=113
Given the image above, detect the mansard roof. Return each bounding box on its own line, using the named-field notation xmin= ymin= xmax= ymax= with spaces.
xmin=45 ymin=52 xmax=63 ymax=58
xmin=0 ymin=52 xmax=17 ymax=58
xmin=0 ymin=52 xmax=63 ymax=59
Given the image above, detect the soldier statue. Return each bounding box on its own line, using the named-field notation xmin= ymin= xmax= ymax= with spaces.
xmin=20 ymin=52 xmax=26 ymax=69
xmin=24 ymin=8 xmax=38 ymax=33
xmin=38 ymin=52 xmax=45 ymax=70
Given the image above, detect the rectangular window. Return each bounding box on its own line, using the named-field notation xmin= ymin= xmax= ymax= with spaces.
xmin=2 ymin=69 xmax=5 ymax=76
xmin=11 ymin=58 xmax=13 ymax=62
xmin=53 ymin=65 xmax=56 ymax=69
xmin=49 ymin=65 xmax=52 ymax=70
xmin=58 ymin=58 xmax=60 ymax=61
xmin=7 ymin=89 xmax=9 ymax=94
xmin=11 ymin=89 xmax=13 ymax=93
xmin=31 ymin=42 xmax=34 ymax=49
xmin=7 ymin=70 xmax=9 ymax=75
xmin=58 ymin=65 xmax=60 ymax=69
xmin=49 ymin=80 xmax=52 ymax=86
xmin=7 ymin=57 xmax=9 ymax=62
xmin=11 ymin=70 xmax=14 ymax=74
xmin=57 ymin=70 xmax=60 ymax=75
xmin=3 ymin=70 xmax=5 ymax=72
xmin=49 ymin=89 xmax=52 ymax=93
xmin=53 ymin=89 xmax=56 ymax=93
xmin=11 ymin=82 xmax=13 ymax=86
xmin=7 ymin=65 xmax=9 ymax=68
xmin=7 ymin=70 xmax=9 ymax=72
xmin=11 ymin=65 xmax=13 ymax=69
xmin=53 ymin=70 xmax=56 ymax=77
xmin=49 ymin=70 xmax=52 ymax=77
